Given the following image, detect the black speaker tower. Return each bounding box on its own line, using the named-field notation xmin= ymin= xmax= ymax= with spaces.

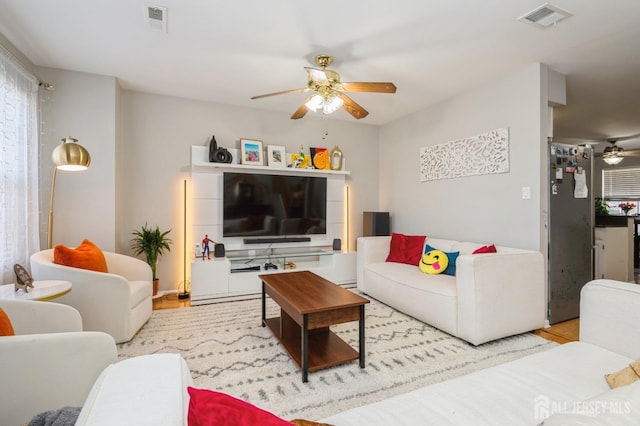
xmin=363 ymin=211 xmax=390 ymax=237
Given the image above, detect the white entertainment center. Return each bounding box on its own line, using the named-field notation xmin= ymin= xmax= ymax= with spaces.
xmin=189 ymin=146 xmax=356 ymax=305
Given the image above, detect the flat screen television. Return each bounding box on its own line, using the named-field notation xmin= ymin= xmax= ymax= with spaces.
xmin=222 ymin=172 xmax=327 ymax=238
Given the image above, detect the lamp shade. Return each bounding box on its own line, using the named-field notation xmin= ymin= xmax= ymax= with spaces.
xmin=52 ymin=137 xmax=91 ymax=171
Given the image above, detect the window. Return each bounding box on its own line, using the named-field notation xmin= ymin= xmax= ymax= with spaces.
xmin=0 ymin=46 xmax=40 ymax=283
xmin=602 ymin=167 xmax=640 ymax=216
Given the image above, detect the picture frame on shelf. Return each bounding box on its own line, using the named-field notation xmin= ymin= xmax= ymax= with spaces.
xmin=267 ymin=145 xmax=286 ymax=168
xmin=240 ymin=138 xmax=264 ymax=165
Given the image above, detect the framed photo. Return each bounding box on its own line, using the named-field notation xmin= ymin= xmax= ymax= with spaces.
xmin=267 ymin=145 xmax=286 ymax=168
xmin=240 ymin=138 xmax=263 ymax=165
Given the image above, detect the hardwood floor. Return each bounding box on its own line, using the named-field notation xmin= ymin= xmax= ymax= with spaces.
xmin=533 ymin=318 xmax=579 ymax=344
xmin=152 ymin=293 xmax=191 ymax=310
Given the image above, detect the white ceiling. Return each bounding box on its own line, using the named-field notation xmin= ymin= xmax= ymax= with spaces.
xmin=1 ymin=0 xmax=639 ymax=150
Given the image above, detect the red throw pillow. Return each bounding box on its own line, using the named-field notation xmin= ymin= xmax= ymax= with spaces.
xmin=53 ymin=239 xmax=108 ymax=273
xmin=187 ymin=387 xmax=293 ymax=426
xmin=385 ymin=233 xmax=427 ymax=266
xmin=0 ymin=307 xmax=15 ymax=336
xmin=472 ymin=244 xmax=497 ymax=254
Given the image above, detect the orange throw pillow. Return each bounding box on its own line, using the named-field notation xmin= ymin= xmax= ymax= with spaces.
xmin=54 ymin=239 xmax=108 ymax=273
xmin=0 ymin=307 xmax=15 ymax=336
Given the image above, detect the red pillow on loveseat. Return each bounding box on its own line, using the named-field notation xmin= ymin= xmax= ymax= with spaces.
xmin=385 ymin=233 xmax=427 ymax=266
xmin=472 ymin=244 xmax=497 ymax=254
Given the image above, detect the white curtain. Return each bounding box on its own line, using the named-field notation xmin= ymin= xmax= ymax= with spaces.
xmin=0 ymin=46 xmax=39 ymax=284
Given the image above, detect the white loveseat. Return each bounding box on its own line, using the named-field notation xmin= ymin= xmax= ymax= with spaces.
xmin=322 ymin=279 xmax=640 ymax=425
xmin=356 ymin=236 xmax=546 ymax=345
xmin=30 ymin=249 xmax=153 ymax=343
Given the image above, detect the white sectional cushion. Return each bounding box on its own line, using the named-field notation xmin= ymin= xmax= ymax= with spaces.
xmin=322 ymin=342 xmax=633 ymax=425
xmin=76 ymin=353 xmax=193 ymax=426
xmin=542 ymin=380 xmax=640 ymax=425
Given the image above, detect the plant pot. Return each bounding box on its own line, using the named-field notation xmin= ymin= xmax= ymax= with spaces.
xmin=153 ymin=278 xmax=159 ymax=296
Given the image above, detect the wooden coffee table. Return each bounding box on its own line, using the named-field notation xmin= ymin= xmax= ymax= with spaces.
xmin=260 ymin=270 xmax=369 ymax=382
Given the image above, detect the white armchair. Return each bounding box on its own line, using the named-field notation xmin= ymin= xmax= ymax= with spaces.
xmin=0 ymin=300 xmax=117 ymax=426
xmin=30 ymin=249 xmax=153 ymax=343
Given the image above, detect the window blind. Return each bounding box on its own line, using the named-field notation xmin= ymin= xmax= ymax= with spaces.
xmin=603 ymin=167 xmax=640 ymax=198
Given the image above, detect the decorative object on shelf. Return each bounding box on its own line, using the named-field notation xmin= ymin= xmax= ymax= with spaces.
xmin=310 ymin=147 xmax=330 ymax=170
xmin=48 ymin=136 xmax=91 ymax=249
xmin=208 ymin=135 xmax=232 ymax=163
xmin=284 ymin=261 xmax=297 ymax=270
xmin=330 ymin=145 xmax=343 ymax=171
xmin=201 ymin=234 xmax=212 ymax=260
xmin=13 ymin=264 xmax=34 ymax=293
xmin=595 ymin=197 xmax=610 ymax=215
xmin=214 ymin=243 xmax=225 ymax=258
xmin=289 ymin=145 xmax=311 ymax=168
xmin=131 ymin=223 xmax=172 ymax=296
xmin=267 ymin=145 xmax=286 ymax=168
xmin=332 ymin=238 xmax=341 ymax=251
xmin=240 ymin=138 xmax=264 ymax=165
xmin=420 ymin=127 xmax=509 ymax=182
xmin=619 ymin=202 xmax=636 ymax=216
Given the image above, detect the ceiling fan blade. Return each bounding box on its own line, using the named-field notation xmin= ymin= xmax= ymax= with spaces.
xmin=608 ymin=133 xmax=640 ymax=143
xmin=290 ymin=96 xmax=313 ymax=120
xmin=251 ymin=88 xmax=306 ymax=100
xmin=335 ymin=92 xmax=369 ymax=119
xmin=341 ymin=82 xmax=397 ymax=93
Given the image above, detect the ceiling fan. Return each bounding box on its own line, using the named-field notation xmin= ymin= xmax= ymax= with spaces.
xmin=593 ymin=134 xmax=640 ymax=165
xmin=250 ymin=54 xmax=397 ymax=120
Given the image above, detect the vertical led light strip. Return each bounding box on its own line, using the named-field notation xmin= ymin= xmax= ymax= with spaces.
xmin=183 ymin=179 xmax=187 ymax=285
xmin=178 ymin=179 xmax=190 ymax=299
xmin=344 ymin=184 xmax=350 ymax=252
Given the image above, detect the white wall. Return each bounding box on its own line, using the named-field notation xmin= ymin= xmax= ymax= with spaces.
xmin=378 ymin=63 xmax=548 ymax=250
xmin=37 ymin=67 xmax=117 ymax=251
xmin=120 ymin=91 xmax=380 ymax=291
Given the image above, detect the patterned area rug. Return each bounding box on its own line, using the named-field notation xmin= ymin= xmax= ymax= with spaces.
xmin=118 ymin=294 xmax=557 ymax=421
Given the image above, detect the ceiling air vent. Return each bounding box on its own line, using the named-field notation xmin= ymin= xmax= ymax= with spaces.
xmin=518 ymin=3 xmax=572 ymax=29
xmin=144 ymin=3 xmax=167 ymax=33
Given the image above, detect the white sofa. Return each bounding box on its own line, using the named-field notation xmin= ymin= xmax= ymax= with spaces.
xmin=356 ymin=236 xmax=546 ymax=345
xmin=322 ymin=279 xmax=640 ymax=425
xmin=30 ymin=249 xmax=153 ymax=343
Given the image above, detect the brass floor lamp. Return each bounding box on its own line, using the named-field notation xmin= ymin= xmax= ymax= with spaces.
xmin=47 ymin=137 xmax=91 ymax=249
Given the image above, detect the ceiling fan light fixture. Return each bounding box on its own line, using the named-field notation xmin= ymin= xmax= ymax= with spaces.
xmin=305 ymin=94 xmax=324 ymax=112
xmin=305 ymin=92 xmax=344 ymax=115
xmin=323 ymin=94 xmax=344 ymax=114
xmin=603 ymin=143 xmax=624 ymax=165
xmin=603 ymin=153 xmax=624 ymax=165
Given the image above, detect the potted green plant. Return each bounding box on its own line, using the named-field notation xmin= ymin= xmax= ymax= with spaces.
xmin=595 ymin=197 xmax=610 ymax=216
xmin=131 ymin=223 xmax=172 ymax=296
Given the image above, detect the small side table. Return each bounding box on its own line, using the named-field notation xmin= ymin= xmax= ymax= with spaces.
xmin=0 ymin=280 xmax=72 ymax=301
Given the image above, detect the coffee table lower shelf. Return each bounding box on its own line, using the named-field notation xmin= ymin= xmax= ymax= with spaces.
xmin=263 ymin=317 xmax=359 ymax=373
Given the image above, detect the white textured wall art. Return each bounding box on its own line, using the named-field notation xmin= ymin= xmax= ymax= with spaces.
xmin=420 ymin=127 xmax=509 ymax=182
